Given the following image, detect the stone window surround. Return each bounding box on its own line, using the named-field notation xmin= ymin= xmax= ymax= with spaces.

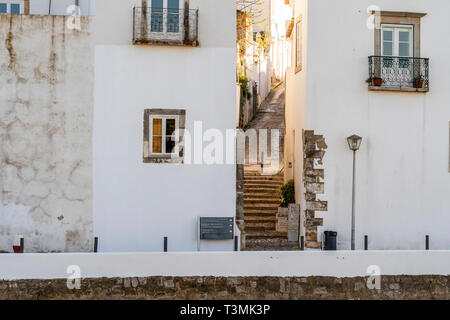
xmin=295 ymin=15 xmax=302 ymax=74
xmin=143 ymin=109 xmax=186 ymax=164
xmin=373 ymin=11 xmax=427 ymax=58
xmin=370 ymin=11 xmax=428 ymax=92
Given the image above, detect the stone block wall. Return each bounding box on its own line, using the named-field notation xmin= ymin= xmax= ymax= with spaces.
xmin=302 ymin=130 xmax=327 ymax=248
xmin=0 ymin=15 xmax=94 ymax=252
xmin=0 ymin=275 xmax=449 ymax=300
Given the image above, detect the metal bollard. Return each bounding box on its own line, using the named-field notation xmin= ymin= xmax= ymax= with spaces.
xmin=300 ymin=236 xmax=305 ymax=251
xmin=94 ymin=237 xmax=98 ymax=253
xmin=364 ymin=235 xmax=368 ymax=251
xmin=426 ymin=235 xmax=429 ymax=250
xmin=234 ymin=236 xmax=239 ymax=252
xmin=164 ymin=237 xmax=168 ymax=252
xmin=20 ymin=237 xmax=24 ymax=253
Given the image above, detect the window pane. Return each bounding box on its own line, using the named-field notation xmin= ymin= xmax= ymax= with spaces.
xmin=399 ymin=30 xmax=410 ymax=42
xmin=168 ymin=0 xmax=179 ymax=10
xmin=152 ymin=0 xmax=163 ymax=8
xmin=383 ymin=42 xmax=393 ymax=56
xmin=383 ymin=30 xmax=393 ymax=41
xmin=152 ymin=136 xmax=162 ymax=153
xmin=0 ymin=4 xmax=7 ymax=13
xmin=152 ymin=118 xmax=162 ymax=135
xmin=399 ymin=43 xmax=410 ymax=57
xmin=165 ymin=119 xmax=176 ymax=136
xmin=165 ymin=137 xmax=175 ymax=154
xmin=10 ymin=4 xmax=20 ymax=14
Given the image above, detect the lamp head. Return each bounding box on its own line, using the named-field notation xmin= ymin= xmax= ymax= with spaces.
xmin=347 ymin=135 xmax=362 ymax=151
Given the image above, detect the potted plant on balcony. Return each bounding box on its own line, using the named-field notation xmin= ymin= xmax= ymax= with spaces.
xmin=366 ymin=76 xmax=383 ymax=87
xmin=413 ymin=75 xmax=425 ymax=89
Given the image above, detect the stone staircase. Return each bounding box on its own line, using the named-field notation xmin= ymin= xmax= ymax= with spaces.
xmin=243 ymin=169 xmax=299 ymax=251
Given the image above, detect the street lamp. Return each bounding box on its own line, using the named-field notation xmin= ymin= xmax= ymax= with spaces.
xmin=347 ymin=135 xmax=362 ymax=250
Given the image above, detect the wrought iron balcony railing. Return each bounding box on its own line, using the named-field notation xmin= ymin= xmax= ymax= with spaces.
xmin=368 ymin=56 xmax=429 ymax=91
xmin=133 ymin=7 xmax=199 ymax=46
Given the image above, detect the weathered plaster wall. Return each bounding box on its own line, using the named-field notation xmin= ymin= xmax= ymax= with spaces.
xmin=0 ymin=15 xmax=93 ymax=252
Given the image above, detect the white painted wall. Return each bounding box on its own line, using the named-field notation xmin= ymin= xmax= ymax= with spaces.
xmin=286 ymin=0 xmax=450 ymax=250
xmin=1 ymin=250 xmax=450 ymax=280
xmin=30 ymin=0 xmax=94 ymax=16
xmin=92 ymin=0 xmax=237 ymax=252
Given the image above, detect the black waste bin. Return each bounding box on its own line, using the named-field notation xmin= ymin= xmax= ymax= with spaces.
xmin=323 ymin=231 xmax=337 ymax=250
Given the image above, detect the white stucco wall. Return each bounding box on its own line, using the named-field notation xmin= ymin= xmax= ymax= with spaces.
xmin=1 ymin=250 xmax=450 ymax=280
xmin=92 ymin=0 xmax=237 ymax=252
xmin=0 ymin=15 xmax=94 ymax=252
xmin=286 ymin=0 xmax=450 ymax=250
xmin=30 ymin=0 xmax=94 ymax=16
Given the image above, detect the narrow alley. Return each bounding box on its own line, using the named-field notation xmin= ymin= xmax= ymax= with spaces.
xmin=243 ymin=83 xmax=299 ymax=251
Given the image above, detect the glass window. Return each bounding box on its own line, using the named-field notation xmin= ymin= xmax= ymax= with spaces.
xmin=381 ymin=26 xmax=413 ymax=57
xmin=0 ymin=3 xmax=7 ymax=13
xmin=152 ymin=118 xmax=163 ymax=153
xmin=10 ymin=3 xmax=20 ymax=14
xmin=150 ymin=116 xmax=178 ymax=155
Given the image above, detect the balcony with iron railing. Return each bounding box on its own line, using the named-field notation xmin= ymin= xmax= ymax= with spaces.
xmin=133 ymin=7 xmax=199 ymax=46
xmin=368 ymin=56 xmax=430 ymax=92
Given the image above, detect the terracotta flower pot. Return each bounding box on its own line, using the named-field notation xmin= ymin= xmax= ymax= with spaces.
xmin=373 ymin=78 xmax=383 ymax=86
xmin=414 ymin=82 xmax=424 ymax=89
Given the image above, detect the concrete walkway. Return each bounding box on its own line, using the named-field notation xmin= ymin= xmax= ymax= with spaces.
xmin=244 ymin=83 xmax=285 ymax=174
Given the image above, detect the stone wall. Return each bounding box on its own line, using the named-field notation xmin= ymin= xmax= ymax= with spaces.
xmin=302 ymin=130 xmax=327 ymax=248
xmin=0 ymin=15 xmax=94 ymax=252
xmin=0 ymin=275 xmax=449 ymax=299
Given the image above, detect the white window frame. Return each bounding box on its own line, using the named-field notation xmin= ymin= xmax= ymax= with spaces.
xmin=149 ymin=115 xmax=180 ymax=156
xmin=381 ymin=24 xmax=414 ymax=57
xmin=0 ymin=1 xmax=23 ymax=14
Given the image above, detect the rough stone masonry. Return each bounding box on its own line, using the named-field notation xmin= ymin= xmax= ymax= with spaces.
xmin=0 ymin=15 xmax=94 ymax=252
xmin=0 ymin=275 xmax=449 ymax=300
xmin=302 ymin=130 xmax=327 ymax=249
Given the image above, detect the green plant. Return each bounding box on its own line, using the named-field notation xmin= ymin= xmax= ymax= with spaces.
xmin=413 ymin=75 xmax=424 ymax=85
xmin=239 ymin=75 xmax=251 ymax=101
xmin=280 ymin=179 xmax=295 ymax=208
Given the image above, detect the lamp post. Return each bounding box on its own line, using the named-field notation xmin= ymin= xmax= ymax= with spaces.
xmin=347 ymin=135 xmax=362 ymax=250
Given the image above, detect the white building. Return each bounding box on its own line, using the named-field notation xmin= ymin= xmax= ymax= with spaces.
xmin=92 ymin=0 xmax=238 ymax=252
xmin=0 ymin=0 xmax=94 ymax=15
xmin=285 ymin=0 xmax=450 ymax=250
xmin=0 ymin=0 xmax=237 ymax=253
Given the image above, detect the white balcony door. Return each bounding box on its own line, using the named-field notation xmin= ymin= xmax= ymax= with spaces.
xmin=150 ymin=0 xmax=183 ymax=40
xmin=381 ymin=25 xmax=414 ymax=86
xmin=381 ymin=25 xmax=413 ymax=57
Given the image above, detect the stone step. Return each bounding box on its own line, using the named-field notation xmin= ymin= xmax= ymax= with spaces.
xmin=244 ymin=209 xmax=278 ymax=217
xmin=244 ymin=216 xmax=277 ymax=223
xmin=244 ymin=241 xmax=300 ymax=251
xmin=244 ymin=198 xmax=281 ymax=205
xmin=246 ymin=232 xmax=287 ymax=241
xmin=244 ymin=192 xmax=282 ymax=202
xmin=244 ymin=188 xmax=282 ymax=195
xmin=244 ymin=179 xmax=284 ymax=185
xmin=244 ymin=171 xmax=283 ymax=177
xmin=244 ymin=183 xmax=283 ymax=189
xmin=244 ymin=176 xmax=284 ymax=181
xmin=244 ymin=204 xmax=279 ymax=211
xmin=245 ymin=222 xmax=276 ymax=232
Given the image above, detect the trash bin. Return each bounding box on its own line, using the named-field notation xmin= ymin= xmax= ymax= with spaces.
xmin=323 ymin=231 xmax=337 ymax=250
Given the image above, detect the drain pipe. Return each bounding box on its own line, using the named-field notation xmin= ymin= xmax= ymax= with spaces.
xmin=48 ymin=0 xmax=52 ymax=14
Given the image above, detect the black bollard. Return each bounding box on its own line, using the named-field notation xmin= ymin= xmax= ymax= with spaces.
xmin=164 ymin=237 xmax=168 ymax=252
xmin=364 ymin=235 xmax=368 ymax=251
xmin=20 ymin=237 xmax=24 ymax=253
xmin=94 ymin=237 xmax=98 ymax=253
xmin=234 ymin=236 xmax=239 ymax=252
xmin=300 ymin=236 xmax=305 ymax=251
xmin=426 ymin=235 xmax=429 ymax=250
